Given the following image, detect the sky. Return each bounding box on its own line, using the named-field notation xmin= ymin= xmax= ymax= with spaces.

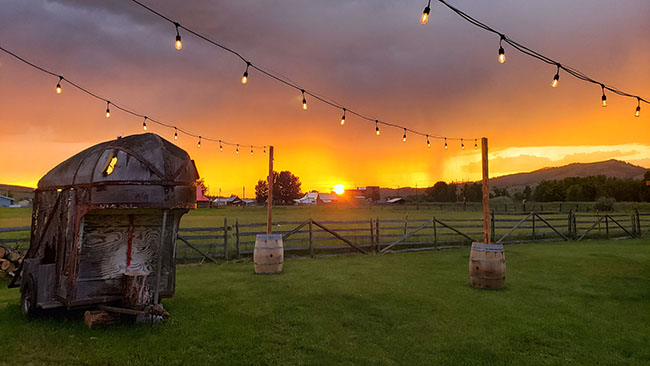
xmin=0 ymin=0 xmax=648 ymax=197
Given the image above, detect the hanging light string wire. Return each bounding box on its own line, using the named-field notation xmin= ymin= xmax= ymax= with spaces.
xmin=0 ymin=45 xmax=265 ymax=149
xmin=436 ymin=0 xmax=648 ymax=106
xmin=130 ymin=0 xmax=474 ymax=142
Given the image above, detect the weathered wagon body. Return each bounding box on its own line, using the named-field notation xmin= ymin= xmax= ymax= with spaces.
xmin=11 ymin=133 xmax=198 ymax=316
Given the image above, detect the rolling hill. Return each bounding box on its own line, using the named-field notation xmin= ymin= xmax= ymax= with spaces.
xmin=489 ymin=159 xmax=648 ymax=190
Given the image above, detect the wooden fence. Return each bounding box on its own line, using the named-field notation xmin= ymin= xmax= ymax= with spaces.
xmin=2 ymin=211 xmax=648 ymax=262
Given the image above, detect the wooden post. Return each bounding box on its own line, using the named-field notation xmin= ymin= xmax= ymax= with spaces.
xmin=490 ymin=210 xmax=496 ymax=242
xmin=532 ymin=213 xmax=536 ymax=240
xmin=235 ymin=219 xmax=240 ymax=259
xmin=481 ymin=137 xmax=491 ymax=243
xmin=605 ymin=215 xmax=609 ymax=239
xmin=309 ymin=219 xmax=314 ymax=258
xmin=433 ymin=218 xmax=438 ymax=248
xmin=267 ymin=146 xmax=274 ymax=234
xmin=403 ymin=214 xmax=408 ymax=237
xmin=375 ymin=218 xmax=381 ymax=252
xmin=224 ymin=217 xmax=229 ymax=260
xmin=369 ymin=219 xmax=375 ymax=253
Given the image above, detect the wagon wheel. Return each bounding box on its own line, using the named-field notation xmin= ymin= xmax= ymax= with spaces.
xmin=20 ymin=276 xmax=39 ymax=318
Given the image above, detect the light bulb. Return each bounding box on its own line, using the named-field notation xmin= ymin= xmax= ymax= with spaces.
xmin=105 ymin=102 xmax=110 ymax=118
xmin=421 ymin=1 xmax=431 ymax=24
xmin=635 ymin=98 xmax=641 ymax=117
xmin=402 ymin=128 xmax=407 ymax=142
xmin=427 ymin=135 xmax=431 ymax=148
xmin=551 ymin=74 xmax=559 ymax=88
xmin=474 ymin=139 xmax=478 ymax=150
xmin=461 ymin=138 xmax=465 ymax=150
xmin=250 ymin=146 xmax=254 ymax=155
xmin=263 ymin=146 xmax=266 ymax=154
xmin=444 ymin=137 xmax=448 ymax=150
xmin=242 ymin=62 xmax=250 ymax=84
xmin=236 ymin=144 xmax=239 ymax=154
xmin=143 ymin=117 xmax=147 ymax=131
xmin=197 ymin=136 xmax=201 ymax=148
xmin=301 ymin=90 xmax=307 ymax=110
xmin=174 ymin=128 xmax=178 ymax=140
xmin=174 ymin=23 xmax=182 ymax=50
xmin=219 ymin=140 xmax=223 ymax=152
xmin=375 ymin=120 xmax=380 ymax=135
xmin=498 ymin=47 xmax=506 ymax=63
xmin=601 ymin=85 xmax=607 ymax=107
xmin=56 ymin=76 xmax=63 ymax=94
xmin=341 ymin=108 xmax=346 ymax=126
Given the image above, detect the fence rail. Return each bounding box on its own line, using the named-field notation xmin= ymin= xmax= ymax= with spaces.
xmin=1 ymin=211 xmax=648 ymax=261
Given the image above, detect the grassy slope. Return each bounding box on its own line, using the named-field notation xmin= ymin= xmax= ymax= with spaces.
xmin=1 ymin=239 xmax=648 ymax=365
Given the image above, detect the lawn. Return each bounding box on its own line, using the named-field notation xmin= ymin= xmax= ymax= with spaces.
xmin=0 ymin=239 xmax=648 ymax=365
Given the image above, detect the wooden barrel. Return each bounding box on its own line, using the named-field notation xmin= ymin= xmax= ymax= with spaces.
xmin=254 ymin=234 xmax=284 ymax=274
xmin=469 ymin=243 xmax=506 ymax=289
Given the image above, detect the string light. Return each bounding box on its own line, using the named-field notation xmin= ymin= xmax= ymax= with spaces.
xmin=421 ymin=0 xmax=431 ymax=25
xmin=56 ymin=76 xmax=63 ymax=94
xmin=461 ymin=138 xmax=465 ymax=150
xmin=375 ymin=120 xmax=380 ymax=136
xmin=498 ymin=35 xmax=506 ymax=64
xmin=219 ymin=140 xmax=223 ymax=151
xmin=174 ymin=22 xmax=182 ymax=50
xmin=0 ymin=45 xmax=266 ymax=155
xmin=402 ymin=128 xmax=407 ymax=142
xmin=264 ymin=146 xmax=266 ymax=154
xmin=250 ymin=145 xmax=254 ymax=155
xmin=143 ymin=116 xmax=148 ymax=131
xmin=241 ymin=62 xmax=250 ymax=84
xmin=551 ymin=64 xmax=560 ymax=88
xmin=636 ymin=98 xmax=641 ymax=117
xmin=474 ymin=139 xmax=478 ymax=150
xmin=340 ymin=108 xmax=346 ymax=126
xmin=197 ymin=136 xmax=201 ymax=148
xmin=427 ymin=135 xmax=431 ymax=148
xmin=444 ymin=137 xmax=448 ymax=150
xmin=236 ymin=144 xmax=239 ymax=154
xmin=301 ymin=89 xmax=308 ymax=110
xmin=601 ymin=84 xmax=607 ymax=107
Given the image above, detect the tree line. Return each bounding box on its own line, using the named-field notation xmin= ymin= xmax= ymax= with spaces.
xmin=416 ymin=172 xmax=650 ymax=203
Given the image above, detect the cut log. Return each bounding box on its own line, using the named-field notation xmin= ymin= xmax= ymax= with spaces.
xmin=84 ymin=310 xmax=120 ymax=328
xmin=123 ymin=271 xmax=151 ymax=310
xmin=0 ymin=247 xmax=6 ymax=258
xmin=6 ymin=262 xmax=15 ymax=274
xmin=7 ymin=251 xmax=20 ymax=262
xmin=0 ymin=259 xmax=10 ymax=271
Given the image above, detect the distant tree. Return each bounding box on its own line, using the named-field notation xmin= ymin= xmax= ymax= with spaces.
xmin=523 ymin=186 xmax=532 ymax=201
xmin=425 ymin=181 xmax=457 ymax=202
xmin=197 ymin=178 xmax=210 ymax=196
xmin=255 ymin=180 xmax=268 ymax=204
xmin=645 ymin=171 xmax=650 ymax=181
xmin=461 ymin=183 xmax=482 ymax=202
xmin=255 ymin=171 xmax=303 ymax=205
xmin=364 ymin=189 xmax=381 ymax=202
xmin=492 ymin=187 xmax=510 ymax=198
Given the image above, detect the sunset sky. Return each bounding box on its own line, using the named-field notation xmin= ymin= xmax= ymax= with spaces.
xmin=0 ymin=0 xmax=648 ymax=197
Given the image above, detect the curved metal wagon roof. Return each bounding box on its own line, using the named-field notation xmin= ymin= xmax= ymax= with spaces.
xmin=38 ymin=133 xmax=199 ymax=189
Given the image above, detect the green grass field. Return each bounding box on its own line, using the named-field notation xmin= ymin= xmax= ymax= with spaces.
xmin=1 ymin=239 xmax=648 ymax=365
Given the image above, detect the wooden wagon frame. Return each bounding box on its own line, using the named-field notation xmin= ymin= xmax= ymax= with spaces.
xmin=10 ymin=133 xmax=198 ymax=319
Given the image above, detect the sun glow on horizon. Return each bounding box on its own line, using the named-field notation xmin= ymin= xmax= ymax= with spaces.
xmin=333 ymin=184 xmax=345 ymax=194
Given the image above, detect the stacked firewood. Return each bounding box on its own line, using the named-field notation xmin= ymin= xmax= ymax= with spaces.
xmin=0 ymin=246 xmax=23 ymax=278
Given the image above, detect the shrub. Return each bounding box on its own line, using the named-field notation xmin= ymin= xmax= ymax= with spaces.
xmin=595 ymin=197 xmax=616 ymax=212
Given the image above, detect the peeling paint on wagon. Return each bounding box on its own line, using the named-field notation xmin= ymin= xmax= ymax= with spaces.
xmin=10 ymin=133 xmax=198 ymax=317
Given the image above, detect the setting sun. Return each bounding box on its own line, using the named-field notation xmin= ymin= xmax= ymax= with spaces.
xmin=333 ymin=184 xmax=345 ymax=195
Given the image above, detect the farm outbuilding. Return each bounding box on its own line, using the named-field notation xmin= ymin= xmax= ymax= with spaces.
xmin=0 ymin=195 xmax=14 ymax=207
xmin=11 ymin=133 xmax=199 ymax=320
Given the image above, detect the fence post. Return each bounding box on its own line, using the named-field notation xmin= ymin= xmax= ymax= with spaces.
xmin=433 ymin=218 xmax=438 ymax=249
xmin=636 ymin=209 xmax=641 ymax=237
xmin=605 ymin=215 xmax=609 ymax=239
xmin=404 ymin=214 xmax=408 ymax=237
xmin=224 ymin=217 xmax=229 ymax=260
xmin=369 ymin=219 xmax=375 ymax=253
xmin=376 ymin=218 xmax=381 ymax=252
xmin=568 ymin=210 xmax=573 ymax=239
xmin=573 ymin=212 xmax=578 ymax=239
xmin=532 ymin=213 xmax=536 ymax=240
xmin=235 ymin=219 xmax=240 ymax=259
xmin=490 ymin=210 xmax=496 ymax=241
xmin=309 ymin=219 xmax=314 ymax=258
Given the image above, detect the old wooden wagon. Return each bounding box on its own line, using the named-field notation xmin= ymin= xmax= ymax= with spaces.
xmin=10 ymin=133 xmax=198 ymax=320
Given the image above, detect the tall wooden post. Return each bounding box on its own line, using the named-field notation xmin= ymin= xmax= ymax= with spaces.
xmin=267 ymin=146 xmax=274 ymax=234
xmin=481 ymin=137 xmax=491 ymax=243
